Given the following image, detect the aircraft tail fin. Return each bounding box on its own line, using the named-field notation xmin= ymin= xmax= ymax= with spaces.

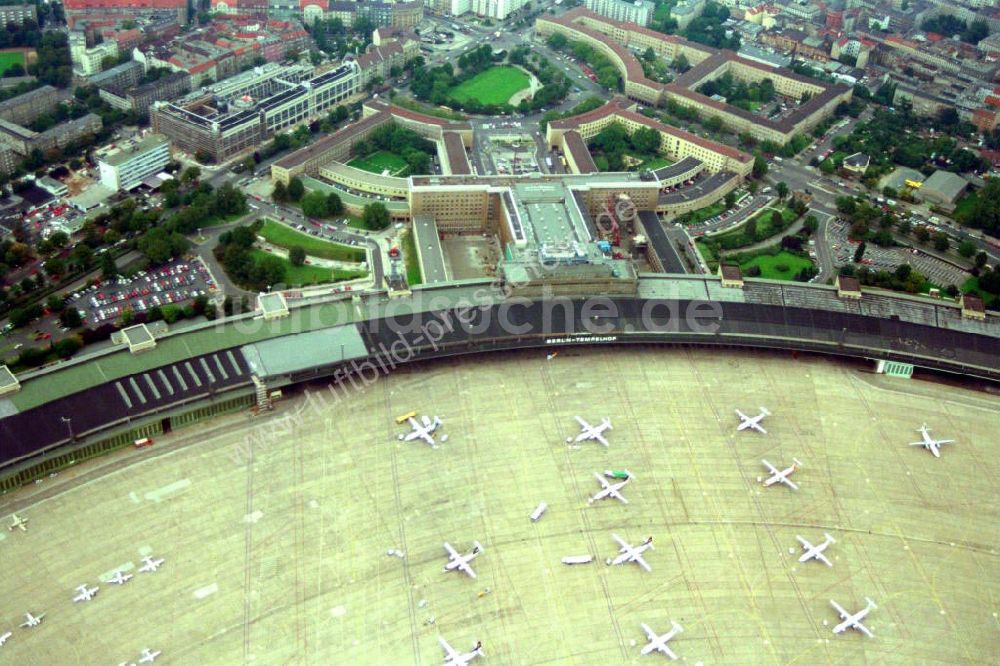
xmin=760 ymin=407 xmax=771 ymax=416
xmin=865 ymin=597 xmax=877 ymax=610
xmin=824 ymin=533 xmax=836 ymax=544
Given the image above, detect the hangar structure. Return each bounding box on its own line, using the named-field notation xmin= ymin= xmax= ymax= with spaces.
xmin=0 ymin=274 xmax=996 ymax=493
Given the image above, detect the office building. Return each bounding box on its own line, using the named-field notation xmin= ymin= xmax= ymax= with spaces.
xmin=98 ymin=133 xmax=172 ymax=191
xmin=585 ymin=0 xmax=655 ymax=27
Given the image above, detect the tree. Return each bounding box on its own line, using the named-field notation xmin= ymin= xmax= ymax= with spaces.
xmin=100 ymin=252 xmax=117 ymax=280
xmin=956 ymin=240 xmax=976 ymax=258
xmin=59 ymin=307 xmax=82 ymax=329
xmin=724 ymin=192 xmax=736 ymax=209
xmin=642 ymin=47 xmax=656 ymax=62
xmin=71 ymin=243 xmax=94 ymax=271
xmin=752 ymin=155 xmax=768 ymax=178
xmin=289 ymin=246 xmax=306 ymax=266
xmin=853 ymin=241 xmax=867 ymax=263
xmin=181 ymin=166 xmax=201 ymax=184
xmin=54 ymin=336 xmax=82 ymax=359
xmin=287 ymin=177 xmax=305 ymax=202
xmin=933 ymin=232 xmax=949 ymax=252
xmin=672 ymin=53 xmax=690 ymax=73
xmin=272 ymin=180 xmax=288 ymax=203
xmin=301 ymin=191 xmax=330 ymax=218
xmin=46 ymin=295 xmax=66 ymax=313
xmin=776 ymin=181 xmax=789 ymax=199
xmin=744 ymin=217 xmax=757 ymax=240
xmin=803 ymin=215 xmax=819 ymax=235
xmin=362 ymin=202 xmax=391 ymax=231
xmin=974 ymin=251 xmax=988 ymax=269
xmin=547 ymin=33 xmax=568 ymax=50
xmin=326 ymin=192 xmax=344 ymax=216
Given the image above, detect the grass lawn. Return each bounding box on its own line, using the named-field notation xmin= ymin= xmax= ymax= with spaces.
xmin=198 ymin=210 xmax=249 ymax=229
xmin=258 ymin=219 xmax=366 ymax=262
xmin=250 ymin=249 xmax=366 ymax=286
xmin=962 ymin=276 xmax=997 ymax=308
xmin=952 ymin=191 xmax=978 ymax=221
xmin=739 ymin=251 xmax=814 ymax=281
xmin=0 ymin=51 xmax=24 ymax=75
xmin=682 ymin=201 xmax=728 ymax=225
xmin=347 ymin=150 xmax=409 ymax=176
xmin=449 ymin=66 xmax=530 ymax=106
xmin=637 ymin=155 xmax=675 ymax=171
xmin=401 ymin=229 xmax=422 ymax=287
xmin=695 ymin=238 xmax=717 ymax=266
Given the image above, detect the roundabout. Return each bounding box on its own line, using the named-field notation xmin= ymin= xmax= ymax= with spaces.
xmin=1 ymin=349 xmax=996 ymax=663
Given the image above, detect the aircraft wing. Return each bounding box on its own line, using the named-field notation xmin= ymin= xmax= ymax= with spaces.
xmin=443 ymin=542 xmax=460 ymax=559
xmin=439 ymin=637 xmax=460 ymax=660
xmin=937 ymin=439 xmax=955 ymax=445
xmin=761 ymin=459 xmax=779 ymax=475
xmin=830 ymin=599 xmax=850 ymax=620
xmin=458 ymin=561 xmax=477 ymax=579
xmin=594 ymin=472 xmax=610 ymax=489
xmin=795 ymin=536 xmax=811 ymax=549
xmin=574 ymin=415 xmax=589 ymax=429
xmin=783 ymin=477 xmax=800 ymax=491
xmin=418 ymin=432 xmax=435 ymax=446
xmin=816 ymin=552 xmax=833 ymax=567
xmin=855 ymin=621 xmax=874 ymax=638
xmin=641 ymin=623 xmax=658 ymax=641
xmin=594 ymin=433 xmax=610 ymax=447
xmin=751 ymin=422 xmax=767 ymax=434
xmin=612 ymin=533 xmax=629 ymax=550
xmin=634 ymin=553 xmax=652 ymax=572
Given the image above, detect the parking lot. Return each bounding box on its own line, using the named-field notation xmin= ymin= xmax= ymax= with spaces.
xmin=70 ymin=258 xmax=215 ymax=326
xmin=828 ymin=220 xmax=969 ymax=287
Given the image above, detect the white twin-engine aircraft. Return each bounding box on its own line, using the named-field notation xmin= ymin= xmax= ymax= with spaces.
xmin=7 ymin=514 xmax=28 ymax=532
xmin=589 ymin=472 xmax=630 ymax=504
xmin=72 ymin=584 xmax=100 ymax=602
xmin=443 ymin=541 xmax=484 ymax=579
xmin=607 ymin=534 xmax=654 ymax=572
xmin=139 ymin=556 xmax=165 ymax=573
xmin=400 ymin=415 xmax=444 ymax=447
xmin=569 ymin=416 xmax=612 ymax=447
xmin=19 ymin=612 xmax=44 ymax=628
xmin=640 ymin=621 xmax=683 ymax=659
xmin=760 ymin=458 xmax=801 ymax=490
xmin=909 ymin=424 xmax=955 ymax=458
xmin=439 ymin=637 xmax=482 ymax=665
xmin=796 ymin=533 xmax=835 ymax=567
xmin=735 ymin=407 xmax=771 ymax=433
xmin=138 ymin=648 xmax=162 ymax=663
xmin=108 ymin=571 xmax=133 ymax=585
xmin=831 ymin=597 xmax=877 ymax=637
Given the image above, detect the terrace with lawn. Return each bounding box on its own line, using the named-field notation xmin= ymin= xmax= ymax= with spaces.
xmin=249 ymin=250 xmax=367 ymax=287
xmin=258 ymin=219 xmax=366 ymax=263
xmin=346 ymin=150 xmax=411 ymax=177
xmin=735 ymin=249 xmax=814 ymax=281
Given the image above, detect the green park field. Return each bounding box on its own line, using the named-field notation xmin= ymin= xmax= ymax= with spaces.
xmin=0 ymin=51 xmax=24 ymax=75
xmin=449 ymin=66 xmax=530 ymax=106
xmin=258 ymin=219 xmax=366 ymax=263
xmin=346 ymin=150 xmax=409 ymax=176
